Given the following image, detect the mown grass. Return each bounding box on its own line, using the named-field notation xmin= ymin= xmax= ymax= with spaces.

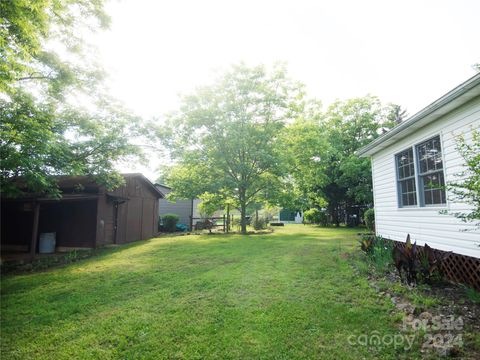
xmin=1 ymin=225 xmax=419 ymax=359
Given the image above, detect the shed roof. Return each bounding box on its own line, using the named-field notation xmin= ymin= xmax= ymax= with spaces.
xmin=357 ymin=73 xmax=480 ymax=157
xmin=2 ymin=173 xmax=164 ymax=200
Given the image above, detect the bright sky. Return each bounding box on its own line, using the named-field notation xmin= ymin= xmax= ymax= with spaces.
xmin=93 ymin=0 xmax=480 ymax=180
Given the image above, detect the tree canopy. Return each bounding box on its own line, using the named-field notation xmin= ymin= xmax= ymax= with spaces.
xmin=0 ymin=0 xmax=145 ymax=197
xmin=158 ymin=63 xmax=304 ymax=233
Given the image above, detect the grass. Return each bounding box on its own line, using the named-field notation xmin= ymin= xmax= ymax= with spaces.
xmin=1 ymin=225 xmax=420 ymax=359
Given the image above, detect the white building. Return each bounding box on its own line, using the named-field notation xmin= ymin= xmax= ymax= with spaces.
xmin=358 ymin=73 xmax=480 ymax=259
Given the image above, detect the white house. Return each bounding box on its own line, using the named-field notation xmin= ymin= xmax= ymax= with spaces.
xmin=358 ymin=73 xmax=480 ymax=259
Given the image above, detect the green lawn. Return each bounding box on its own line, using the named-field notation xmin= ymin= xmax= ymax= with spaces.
xmin=1 ymin=225 xmax=416 ymax=359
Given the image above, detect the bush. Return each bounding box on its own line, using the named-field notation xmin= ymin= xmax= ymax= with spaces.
xmin=252 ymin=217 xmax=267 ymax=230
xmin=162 ymin=213 xmax=179 ymax=232
xmin=304 ymin=208 xmax=328 ymax=226
xmin=370 ymin=237 xmax=394 ymax=273
xmin=304 ymin=208 xmax=320 ymax=224
xmin=364 ymin=208 xmax=375 ymax=232
xmin=318 ymin=210 xmax=328 ymax=226
xmin=232 ymin=218 xmax=241 ymax=231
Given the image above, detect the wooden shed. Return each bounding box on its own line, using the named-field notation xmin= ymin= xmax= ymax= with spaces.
xmin=1 ymin=173 xmax=163 ymax=260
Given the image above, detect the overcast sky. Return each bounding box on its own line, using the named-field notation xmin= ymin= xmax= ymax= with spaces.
xmin=92 ymin=0 xmax=480 ymax=180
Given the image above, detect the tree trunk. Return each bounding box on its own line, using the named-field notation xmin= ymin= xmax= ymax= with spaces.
xmin=226 ymin=204 xmax=230 ymax=233
xmin=240 ymin=201 xmax=247 ymax=234
xmin=239 ymin=188 xmax=247 ymax=234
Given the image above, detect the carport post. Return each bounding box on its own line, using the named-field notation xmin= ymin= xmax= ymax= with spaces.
xmin=30 ymin=202 xmax=40 ymax=259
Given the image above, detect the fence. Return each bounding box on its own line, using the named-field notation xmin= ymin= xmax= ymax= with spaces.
xmin=189 ymin=215 xmax=231 ymax=232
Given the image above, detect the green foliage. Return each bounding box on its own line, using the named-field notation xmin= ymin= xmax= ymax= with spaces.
xmin=392 ymin=235 xmax=419 ymax=284
xmin=360 ymin=235 xmax=394 ymax=273
xmin=0 ymin=0 xmax=109 ymax=97
xmin=198 ymin=193 xmax=222 ymax=218
xmin=304 ymin=208 xmax=327 ymax=225
xmin=464 ymin=286 xmax=480 ymax=304
xmin=416 ymin=243 xmax=449 ymax=283
xmin=304 ymin=208 xmax=320 ymax=224
xmin=0 ymin=92 xmax=144 ymax=196
xmin=252 ymin=217 xmax=267 ymax=230
xmin=363 ymin=208 xmax=375 ymax=232
xmin=281 ymin=96 xmax=399 ymax=226
xmin=359 ymin=234 xmax=375 ymax=254
xmin=0 ymin=0 xmax=144 ymax=197
xmin=162 ymin=214 xmax=179 ymax=232
xmin=442 ymin=129 xmax=480 ymax=229
xmin=159 ymin=63 xmax=304 ymax=234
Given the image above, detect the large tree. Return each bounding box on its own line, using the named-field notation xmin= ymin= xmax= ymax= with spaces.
xmin=159 ymin=64 xmax=304 ymax=233
xmin=282 ymin=96 xmax=398 ymax=225
xmin=0 ymin=0 xmax=145 ymax=197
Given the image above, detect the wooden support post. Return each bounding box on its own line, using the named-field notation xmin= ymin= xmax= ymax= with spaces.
xmin=190 ymin=199 xmax=194 ymax=231
xmin=30 ymin=202 xmax=40 ymax=259
xmin=223 ymin=215 xmax=226 ymax=232
xmin=226 ymin=204 xmax=230 ymax=233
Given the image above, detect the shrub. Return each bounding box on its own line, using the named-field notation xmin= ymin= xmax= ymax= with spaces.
xmin=359 ymin=234 xmax=394 ymax=273
xmin=252 ymin=217 xmax=267 ymax=230
xmin=359 ymin=234 xmax=375 ymax=254
xmin=305 ymin=208 xmax=328 ymax=226
xmin=318 ymin=210 xmax=328 ymax=226
xmin=232 ymin=218 xmax=242 ymax=231
xmin=364 ymin=208 xmax=375 ymax=232
xmin=162 ymin=213 xmax=179 ymax=232
xmin=370 ymin=236 xmax=394 ymax=273
xmin=304 ymin=208 xmax=320 ymax=224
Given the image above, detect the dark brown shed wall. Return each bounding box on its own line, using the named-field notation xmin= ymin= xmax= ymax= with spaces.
xmin=96 ymin=175 xmax=160 ymax=245
xmin=39 ymin=201 xmax=97 ymax=249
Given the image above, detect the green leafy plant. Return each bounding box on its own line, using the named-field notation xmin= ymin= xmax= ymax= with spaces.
xmin=359 ymin=234 xmax=375 ymax=254
xmin=392 ymin=234 xmax=419 ymax=284
xmin=363 ymin=208 xmax=375 ymax=232
xmin=464 ymin=286 xmax=480 ymax=304
xmin=441 ymin=129 xmax=480 ymax=230
xmin=304 ymin=208 xmax=320 ymax=224
xmin=162 ymin=214 xmax=179 ymax=232
xmin=252 ymin=217 xmax=267 ymax=230
xmin=370 ymin=237 xmax=394 ymax=273
xmin=304 ymin=208 xmax=328 ymax=225
xmin=417 ymin=243 xmax=451 ymax=283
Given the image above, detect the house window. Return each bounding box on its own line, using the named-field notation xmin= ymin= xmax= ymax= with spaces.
xmin=396 ymin=148 xmax=417 ymax=207
xmin=416 ymin=136 xmax=446 ymax=205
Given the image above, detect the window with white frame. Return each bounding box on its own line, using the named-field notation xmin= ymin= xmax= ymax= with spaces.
xmin=396 ymin=148 xmax=417 ymax=207
xmin=416 ymin=136 xmax=446 ymax=205
xmin=395 ymin=135 xmax=446 ymax=208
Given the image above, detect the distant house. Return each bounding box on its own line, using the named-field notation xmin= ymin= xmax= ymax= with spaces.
xmin=1 ymin=173 xmax=163 ymax=260
xmin=358 ymin=74 xmax=480 ymax=288
xmin=155 ymin=184 xmax=201 ymax=229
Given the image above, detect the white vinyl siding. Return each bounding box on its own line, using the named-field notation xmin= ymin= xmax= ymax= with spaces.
xmin=371 ymin=97 xmax=480 ymax=258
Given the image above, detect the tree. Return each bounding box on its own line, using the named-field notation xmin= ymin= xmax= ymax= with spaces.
xmin=279 ymin=116 xmax=329 ymax=210
xmin=1 ymin=0 xmax=109 ymax=97
xmin=385 ymin=103 xmax=408 ymax=125
xmin=1 ymin=0 xmax=145 ymax=197
xmin=320 ymin=96 xmax=397 ymax=225
xmin=159 ymin=64 xmax=304 ymax=234
xmin=441 ymin=129 xmax=480 ymax=229
xmin=282 ymin=96 xmax=398 ymax=226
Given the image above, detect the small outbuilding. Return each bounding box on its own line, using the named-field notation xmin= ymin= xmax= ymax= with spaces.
xmin=1 ymin=173 xmax=163 ymax=260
